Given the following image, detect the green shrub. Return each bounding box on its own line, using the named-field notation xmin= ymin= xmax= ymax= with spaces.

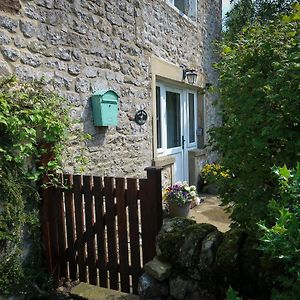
xmin=259 ymin=164 xmax=300 ymax=298
xmin=226 ymin=286 xmax=242 ymax=300
xmin=210 ymin=5 xmax=300 ymax=231
xmin=0 ymin=76 xmax=89 ymax=297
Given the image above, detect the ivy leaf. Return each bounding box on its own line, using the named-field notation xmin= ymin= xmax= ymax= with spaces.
xmin=279 ymin=165 xmax=291 ymax=179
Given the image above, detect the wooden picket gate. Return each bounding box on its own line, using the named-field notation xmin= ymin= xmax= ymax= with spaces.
xmin=40 ymin=167 xmax=163 ymax=294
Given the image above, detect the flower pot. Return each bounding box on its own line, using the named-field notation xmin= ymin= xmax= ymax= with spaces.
xmin=203 ymin=183 xmax=218 ymax=195
xmin=168 ymin=201 xmax=191 ymax=218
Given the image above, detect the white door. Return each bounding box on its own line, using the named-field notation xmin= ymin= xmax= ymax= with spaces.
xmin=156 ymin=83 xmax=197 ymax=183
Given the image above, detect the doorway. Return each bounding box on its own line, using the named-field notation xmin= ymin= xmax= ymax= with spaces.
xmin=156 ymin=82 xmax=197 ymax=182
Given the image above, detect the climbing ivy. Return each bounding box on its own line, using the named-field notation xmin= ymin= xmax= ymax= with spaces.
xmin=0 ymin=76 xmax=89 ymax=297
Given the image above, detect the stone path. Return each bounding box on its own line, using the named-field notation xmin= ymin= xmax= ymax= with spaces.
xmin=189 ymin=194 xmax=231 ymax=232
xmin=71 ymin=282 xmax=139 ymax=300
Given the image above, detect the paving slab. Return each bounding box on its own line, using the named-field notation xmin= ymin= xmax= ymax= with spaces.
xmin=71 ymin=282 xmax=139 ymax=300
xmin=189 ymin=194 xmax=231 ymax=232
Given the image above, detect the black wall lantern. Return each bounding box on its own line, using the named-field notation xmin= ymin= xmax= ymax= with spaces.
xmin=183 ymin=68 xmax=198 ymax=85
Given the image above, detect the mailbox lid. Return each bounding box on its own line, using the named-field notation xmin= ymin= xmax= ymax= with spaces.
xmin=92 ymin=90 xmax=119 ymax=103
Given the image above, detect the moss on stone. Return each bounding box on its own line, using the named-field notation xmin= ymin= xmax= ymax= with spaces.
xmin=162 ymin=217 xmax=196 ymax=233
xmin=157 ymin=231 xmax=184 ymax=263
xmin=177 ymin=223 xmax=217 ymax=269
xmin=215 ymin=229 xmax=247 ymax=287
xmin=184 ymin=223 xmax=217 ymax=236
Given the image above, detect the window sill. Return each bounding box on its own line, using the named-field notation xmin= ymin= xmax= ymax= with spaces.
xmin=165 ymin=2 xmax=197 ymax=26
xmin=152 ymin=155 xmax=175 ymax=168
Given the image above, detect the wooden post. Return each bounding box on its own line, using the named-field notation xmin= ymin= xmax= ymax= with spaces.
xmin=39 ymin=181 xmax=53 ymax=275
xmin=145 ymin=166 xmax=163 ymax=236
xmin=140 ymin=167 xmax=163 ymax=265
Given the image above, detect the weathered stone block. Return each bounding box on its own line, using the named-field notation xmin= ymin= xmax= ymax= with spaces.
xmin=177 ymin=223 xmax=217 ymax=269
xmin=71 ymin=282 xmax=139 ymax=300
xmin=71 ymin=49 xmax=84 ymax=61
xmin=198 ymin=230 xmax=223 ymax=271
xmin=24 ymin=4 xmax=44 ymax=21
xmin=73 ymin=20 xmax=89 ymax=35
xmin=45 ymin=10 xmax=64 ymax=26
xmin=169 ymin=275 xmax=216 ymax=300
xmin=35 ymin=70 xmax=54 ymax=83
xmin=138 ymin=273 xmax=169 ymax=298
xmin=20 ymin=20 xmax=36 ymax=38
xmin=107 ymin=12 xmax=123 ymax=27
xmin=156 ymin=218 xmax=196 ymax=263
xmin=215 ymin=229 xmax=246 ymax=287
xmin=0 ymin=16 xmax=18 ymax=33
xmin=53 ymin=73 xmax=72 ymax=90
xmin=0 ymin=62 xmax=11 ymax=76
xmin=45 ymin=59 xmax=66 ymax=71
xmin=75 ymin=78 xmax=89 ymax=93
xmin=84 ymin=66 xmax=98 ymax=78
xmin=1 ymin=46 xmax=19 ymax=62
xmin=15 ymin=65 xmax=35 ymax=81
xmin=0 ymin=31 xmax=10 ymax=45
xmin=36 ymin=0 xmax=54 ymax=9
xmin=144 ymin=256 xmax=172 ymax=281
xmin=14 ymin=36 xmax=27 ymax=48
xmin=20 ymin=52 xmax=42 ymax=67
xmin=27 ymin=40 xmax=48 ymax=54
xmin=54 ymin=47 xmax=71 ymax=61
xmin=68 ymin=64 xmax=81 ymax=76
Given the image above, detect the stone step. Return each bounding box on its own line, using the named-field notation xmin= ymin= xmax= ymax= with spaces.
xmin=71 ymin=282 xmax=140 ymax=300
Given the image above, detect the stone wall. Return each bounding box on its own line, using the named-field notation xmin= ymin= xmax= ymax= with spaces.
xmin=138 ymin=218 xmax=281 ymax=300
xmin=0 ymin=0 xmax=221 ymax=178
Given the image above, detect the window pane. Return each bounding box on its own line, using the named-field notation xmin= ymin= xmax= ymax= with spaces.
xmin=189 ymin=93 xmax=195 ymax=143
xmin=166 ymin=91 xmax=181 ymax=148
xmin=156 ymin=86 xmax=162 ymax=149
xmin=174 ymin=0 xmax=185 ymax=12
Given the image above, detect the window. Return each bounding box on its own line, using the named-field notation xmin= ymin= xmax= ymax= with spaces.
xmin=166 ymin=91 xmax=181 ymax=148
xmin=167 ymin=0 xmax=197 ymax=21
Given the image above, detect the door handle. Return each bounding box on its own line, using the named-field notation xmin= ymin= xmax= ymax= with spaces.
xmin=182 ymin=136 xmax=185 ymax=149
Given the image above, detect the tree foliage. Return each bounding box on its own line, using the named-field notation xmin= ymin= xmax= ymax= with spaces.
xmin=259 ymin=164 xmax=300 ymax=298
xmin=224 ymin=0 xmax=299 ymax=39
xmin=211 ymin=5 xmax=300 ymax=231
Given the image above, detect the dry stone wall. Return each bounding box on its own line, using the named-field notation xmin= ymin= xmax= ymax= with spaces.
xmin=138 ymin=218 xmax=280 ymax=300
xmin=0 ymin=0 xmax=221 ymax=178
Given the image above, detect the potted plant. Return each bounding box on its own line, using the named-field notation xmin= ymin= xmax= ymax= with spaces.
xmin=199 ymin=163 xmax=229 ymax=194
xmin=163 ymin=182 xmax=198 ymax=217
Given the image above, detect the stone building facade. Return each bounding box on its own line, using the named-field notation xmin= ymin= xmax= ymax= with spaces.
xmin=0 ymin=0 xmax=221 ymax=184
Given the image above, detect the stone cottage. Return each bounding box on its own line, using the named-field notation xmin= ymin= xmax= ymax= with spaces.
xmin=0 ymin=0 xmax=221 ymax=185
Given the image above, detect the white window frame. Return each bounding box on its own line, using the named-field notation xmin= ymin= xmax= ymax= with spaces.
xmin=186 ymin=91 xmax=197 ymax=148
xmin=166 ymin=0 xmax=197 ymax=21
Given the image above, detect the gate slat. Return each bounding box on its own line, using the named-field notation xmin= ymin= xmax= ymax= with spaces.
xmin=116 ymin=178 xmax=130 ymax=293
xmin=104 ymin=177 xmax=119 ymax=290
xmin=139 ymin=178 xmax=155 ymax=265
xmin=74 ymin=175 xmax=87 ymax=282
xmin=49 ymin=184 xmax=60 ymax=284
xmin=94 ymin=176 xmax=108 ymax=288
xmin=83 ymin=175 xmax=97 ymax=285
xmin=127 ymin=178 xmax=141 ymax=294
xmin=56 ymin=176 xmax=67 ymax=278
xmin=64 ymin=174 xmax=77 ymax=280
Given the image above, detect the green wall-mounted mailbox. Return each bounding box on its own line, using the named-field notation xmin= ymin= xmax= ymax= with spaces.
xmin=91 ymin=90 xmax=119 ymax=126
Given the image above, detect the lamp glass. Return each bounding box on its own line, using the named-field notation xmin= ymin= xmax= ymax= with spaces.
xmin=187 ymin=72 xmax=197 ymax=85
